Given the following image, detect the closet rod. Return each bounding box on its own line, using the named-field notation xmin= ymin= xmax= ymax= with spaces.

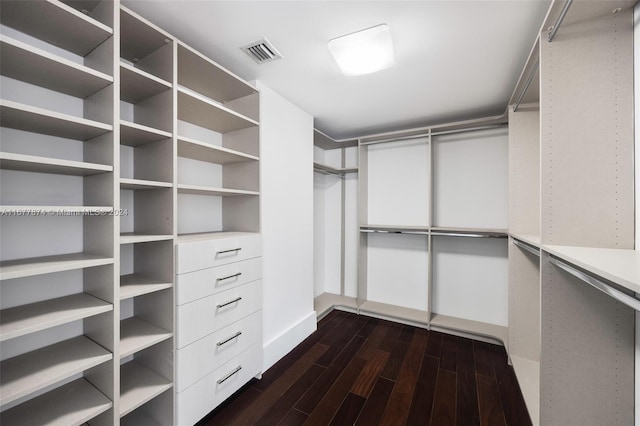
xmin=547 ymin=0 xmax=573 ymax=42
xmin=360 ymin=133 xmax=430 ymax=146
xmin=431 ymin=232 xmax=507 ymax=239
xmin=513 ymin=238 xmax=540 ymax=256
xmin=512 ymin=58 xmax=539 ymax=113
xmin=360 ymin=229 xmax=429 ymax=236
xmin=549 ymin=256 xmax=640 ymax=311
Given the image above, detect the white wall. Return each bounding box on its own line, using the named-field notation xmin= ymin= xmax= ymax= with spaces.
xmin=258 ymin=82 xmax=316 ymax=371
xmin=634 ymin=3 xmax=639 ymax=422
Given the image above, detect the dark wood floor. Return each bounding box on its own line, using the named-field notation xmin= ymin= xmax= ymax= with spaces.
xmin=199 ymin=310 xmax=531 ymax=426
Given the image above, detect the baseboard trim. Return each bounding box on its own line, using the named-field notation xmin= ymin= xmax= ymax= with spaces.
xmin=262 ymin=311 xmax=317 ymax=371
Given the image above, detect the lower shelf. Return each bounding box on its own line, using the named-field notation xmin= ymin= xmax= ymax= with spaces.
xmin=430 ymin=313 xmax=507 ymax=345
xmin=314 ymin=293 xmax=357 ymax=318
xmin=120 ymin=317 xmax=172 ymax=359
xmin=358 ymin=300 xmax=429 ymax=325
xmin=0 ymin=378 xmax=112 ymax=426
xmin=120 ymin=361 xmax=172 ymax=418
xmin=510 ymin=355 xmax=540 ymax=426
xmin=121 ymin=409 xmax=160 ymax=426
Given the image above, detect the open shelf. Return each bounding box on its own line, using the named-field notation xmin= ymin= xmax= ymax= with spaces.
xmin=120 ymin=121 xmax=171 ymax=147
xmin=0 ymin=253 xmax=114 ymax=281
xmin=313 ymin=162 xmax=358 ymax=176
xmin=120 ymin=62 xmax=171 ymax=104
xmin=120 ymin=7 xmax=171 ymax=68
xmin=510 ymin=355 xmax=540 ymax=426
xmin=177 ymin=135 xmax=258 ymax=164
xmin=0 ymin=152 xmax=112 ymax=176
xmin=120 ymin=178 xmax=172 ymax=190
xmin=430 ymin=313 xmax=508 ymax=345
xmin=0 ymin=0 xmax=113 ymax=56
xmin=358 ymin=300 xmax=429 ymax=325
xmin=511 ymin=233 xmax=541 ymax=248
xmin=120 ymin=317 xmax=172 ymax=359
xmin=0 ymin=378 xmax=112 ymax=426
xmin=120 ymin=361 xmax=172 ymax=417
xmin=0 ymin=335 xmax=112 ymax=406
xmin=0 ymin=293 xmax=112 ymax=342
xmin=0 ymin=35 xmax=113 ymax=98
xmin=120 ymin=274 xmax=173 ymax=300
xmin=121 ymin=410 xmax=161 ymax=426
xmin=120 ymin=233 xmax=173 ymax=245
xmin=177 ymin=184 xmax=259 ymax=197
xmin=177 ymin=87 xmax=258 ymax=134
xmin=0 ymin=100 xmax=112 ymax=141
xmin=314 ymin=293 xmax=358 ymax=319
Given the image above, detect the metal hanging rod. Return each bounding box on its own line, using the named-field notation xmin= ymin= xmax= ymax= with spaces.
xmin=360 ymin=133 xmax=430 ymax=146
xmin=431 ymin=232 xmax=507 ymax=239
xmin=359 ymin=123 xmax=508 ymax=147
xmin=549 ymin=256 xmax=640 ymax=312
xmin=513 ymin=58 xmax=539 ymax=113
xmin=547 ymin=0 xmax=573 ymax=42
xmin=360 ymin=229 xmax=429 ymax=236
xmin=513 ymin=238 xmax=540 ymax=256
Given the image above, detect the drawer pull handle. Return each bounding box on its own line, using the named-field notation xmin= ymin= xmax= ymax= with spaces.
xmin=217 ymin=272 xmax=242 ymax=282
xmin=217 ymin=366 xmax=242 ymax=384
xmin=217 ymin=331 xmax=242 ymax=347
xmin=217 ymin=297 xmax=242 ymax=308
xmin=217 ymin=248 xmax=242 ymax=255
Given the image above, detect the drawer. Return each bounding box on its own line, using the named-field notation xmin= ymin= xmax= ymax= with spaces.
xmin=176 ymin=257 xmax=262 ymax=306
xmin=176 ymin=234 xmax=261 ymax=274
xmin=176 ymin=310 xmax=262 ymax=392
xmin=176 ymin=279 xmax=262 ymax=348
xmin=176 ymin=343 xmax=262 ymax=426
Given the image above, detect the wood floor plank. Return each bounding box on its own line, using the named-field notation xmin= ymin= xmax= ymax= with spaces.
xmin=279 ymin=409 xmax=308 ymax=426
xmin=489 ymin=345 xmax=532 ymax=426
xmin=473 ymin=341 xmax=496 ymax=378
xmin=355 ymin=321 xmax=391 ymax=361
xmin=357 ymin=317 xmax=380 ymax=338
xmin=405 ymin=354 xmax=439 ymax=426
xmin=379 ymin=339 xmax=409 ymax=381
xmin=199 ymin=382 xmax=261 ymax=426
xmin=380 ymin=329 xmax=429 ymax=426
xmin=378 ymin=322 xmax=403 ymax=352
xmin=316 ymin=315 xmax=369 ymax=367
xmin=354 ymin=377 xmax=395 ymax=426
xmin=477 ymin=374 xmax=507 ymax=426
xmin=456 ymin=339 xmax=480 ymax=426
xmin=440 ymin=333 xmax=458 ymax=372
xmin=397 ymin=324 xmax=415 ymax=342
xmin=430 ymin=369 xmax=457 ymax=425
xmin=329 ymin=392 xmax=366 ymax=426
xmin=425 ymin=330 xmax=444 ymax=358
xmin=351 ymin=349 xmax=390 ymax=397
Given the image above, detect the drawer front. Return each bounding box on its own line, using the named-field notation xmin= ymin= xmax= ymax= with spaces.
xmin=176 ymin=234 xmax=261 ymax=274
xmin=176 ymin=310 xmax=262 ymax=392
xmin=176 ymin=257 xmax=262 ymax=306
xmin=176 ymin=279 xmax=262 ymax=348
xmin=177 ymin=343 xmax=262 ymax=426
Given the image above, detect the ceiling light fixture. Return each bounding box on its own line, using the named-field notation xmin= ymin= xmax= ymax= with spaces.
xmin=328 ymin=24 xmax=395 ymax=76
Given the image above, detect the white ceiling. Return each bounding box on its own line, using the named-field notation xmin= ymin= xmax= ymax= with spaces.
xmin=124 ymin=0 xmax=551 ymax=139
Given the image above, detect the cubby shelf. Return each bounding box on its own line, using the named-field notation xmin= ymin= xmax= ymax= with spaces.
xmin=120 ymin=317 xmax=172 ymax=359
xmin=0 ymin=335 xmax=112 ymax=406
xmin=120 ymin=62 xmax=171 ymax=104
xmin=0 ymin=152 xmax=112 ymax=176
xmin=120 ymin=8 xmax=172 ymax=67
xmin=430 ymin=313 xmax=507 ymax=345
xmin=0 ymin=253 xmax=114 ymax=281
xmin=121 ymin=410 xmax=161 ymax=426
xmin=313 ymin=293 xmax=358 ymax=319
xmin=120 ymin=178 xmax=172 ymax=190
xmin=177 ymin=135 xmax=258 ymax=164
xmin=177 ymin=184 xmax=259 ymax=197
xmin=0 ymin=378 xmax=112 ymax=426
xmin=119 ymin=361 xmax=172 ymax=418
xmin=120 ymin=274 xmax=173 ymax=300
xmin=0 ymin=35 xmax=113 ymax=98
xmin=0 ymin=293 xmax=112 ymax=342
xmin=120 ymin=121 xmax=172 ymax=147
xmin=120 ymin=233 xmax=174 ymax=245
xmin=0 ymin=100 xmax=113 ymax=141
xmin=177 ymin=87 xmax=258 ymax=134
xmin=0 ymin=0 xmax=113 ymax=56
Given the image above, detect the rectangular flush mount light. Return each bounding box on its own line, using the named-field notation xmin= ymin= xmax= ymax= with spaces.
xmin=328 ymin=24 xmax=395 ymax=76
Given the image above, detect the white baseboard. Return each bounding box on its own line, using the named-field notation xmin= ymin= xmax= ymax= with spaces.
xmin=262 ymin=311 xmax=317 ymax=371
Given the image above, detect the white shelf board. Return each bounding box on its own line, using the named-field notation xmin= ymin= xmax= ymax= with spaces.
xmin=176 ymin=231 xmax=259 ymax=243
xmin=0 ymin=378 xmax=112 ymax=426
xmin=511 ymin=233 xmax=542 ymax=248
xmin=120 ymin=62 xmax=171 ymax=104
xmin=313 ymin=162 xmax=358 ymax=176
xmin=0 ymin=206 xmax=113 ymax=214
xmin=542 ymin=245 xmax=640 ymax=294
xmin=119 ymin=361 xmax=172 ymax=417
xmin=430 ymin=313 xmax=508 ymax=345
xmin=0 ymin=100 xmax=112 ymax=141
xmin=0 ymin=152 xmax=112 ymax=176
xmin=0 ymin=293 xmax=112 ymax=342
xmin=177 ymin=184 xmax=259 ymax=197
xmin=121 ymin=409 xmax=161 ymax=426
xmin=0 ymin=253 xmax=114 ymax=281
xmin=0 ymin=35 xmax=113 ymax=98
xmin=120 ymin=8 xmax=172 ymax=64
xmin=120 ymin=317 xmax=172 ymax=359
xmin=120 ymin=233 xmax=174 ymax=245
xmin=0 ymin=335 xmax=112 ymax=406
xmin=120 ymin=178 xmax=172 ymax=190
xmin=0 ymin=0 xmax=113 ymax=56
xmin=120 ymin=121 xmax=171 ymax=147
xmin=314 ymin=293 xmax=358 ymax=318
xmin=177 ymin=87 xmax=258 ymax=134
xmin=177 ymin=135 xmax=258 ymax=164
xmin=511 ymin=355 xmax=540 ymax=426
xmin=120 ymin=274 xmax=172 ymax=300
xmin=359 ymin=300 xmax=429 ymax=324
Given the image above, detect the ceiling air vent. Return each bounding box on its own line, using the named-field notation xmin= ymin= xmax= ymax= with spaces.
xmin=241 ymin=38 xmax=283 ymax=64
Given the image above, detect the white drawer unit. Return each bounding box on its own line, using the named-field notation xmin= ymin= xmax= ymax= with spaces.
xmin=176 ymin=310 xmax=262 ymax=392
xmin=176 ymin=257 xmax=262 ymax=305
xmin=176 ymin=234 xmax=262 ymax=274
xmin=176 ymin=343 xmax=263 ymax=426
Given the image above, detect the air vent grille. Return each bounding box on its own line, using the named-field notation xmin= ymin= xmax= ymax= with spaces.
xmin=241 ymin=38 xmax=283 ymax=64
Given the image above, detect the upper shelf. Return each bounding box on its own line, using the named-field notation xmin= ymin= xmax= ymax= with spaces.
xmin=511 ymin=233 xmax=541 ymax=248
xmin=177 ymin=184 xmax=259 ymax=197
xmin=120 ymin=62 xmax=171 ymax=104
xmin=0 ymin=0 xmax=113 ymax=57
xmin=120 ymin=7 xmax=172 ymax=64
xmin=0 ymin=100 xmax=113 ymax=141
xmin=0 ymin=35 xmax=113 ymax=98
xmin=177 ymin=43 xmax=257 ymax=103
xmin=120 ymin=120 xmax=171 ymax=147
xmin=120 ymin=178 xmax=172 ymax=191
xmin=313 ymin=162 xmax=358 ymax=176
xmin=177 ymin=136 xmax=258 ymax=165
xmin=0 ymin=152 xmax=112 ymax=176
xmin=313 ymin=129 xmax=358 ymax=149
xmin=0 ymin=253 xmax=114 ymax=281
xmin=177 ymin=87 xmax=258 ymax=134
